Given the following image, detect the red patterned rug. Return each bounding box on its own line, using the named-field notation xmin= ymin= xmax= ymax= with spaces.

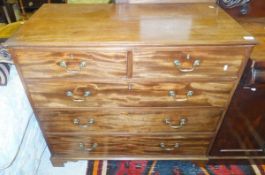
xmin=86 ymin=160 xmax=265 ymax=175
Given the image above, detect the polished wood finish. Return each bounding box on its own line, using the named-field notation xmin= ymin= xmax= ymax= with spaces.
xmin=37 ymin=108 xmax=223 ymax=134
xmin=6 ymin=3 xmax=256 ymax=47
xmin=12 ymin=46 xmax=248 ymax=80
xmin=133 ymin=47 xmax=245 ymax=79
xmin=210 ymin=60 xmax=265 ymax=157
xmin=236 ymin=18 xmax=265 ymax=62
xmin=209 ymin=0 xmax=265 ymax=158
xmin=12 ymin=49 xmax=127 ymax=79
xmin=221 ymin=0 xmax=265 ymax=62
xmin=48 ymin=134 xmax=212 ymax=157
xmin=27 ymin=81 xmax=234 ymax=108
xmin=7 ymin=3 xmax=256 ymax=166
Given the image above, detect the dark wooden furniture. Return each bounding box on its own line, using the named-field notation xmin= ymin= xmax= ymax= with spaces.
xmin=6 ymin=3 xmax=256 ymax=166
xmin=210 ymin=0 xmax=265 ymax=159
xmin=210 ymin=60 xmax=265 ymax=158
xmin=208 ymin=0 xmax=265 ymax=159
xmin=222 ymin=0 xmax=265 ymax=17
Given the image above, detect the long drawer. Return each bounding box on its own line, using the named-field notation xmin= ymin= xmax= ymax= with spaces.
xmin=27 ymin=82 xmax=234 ymax=108
xmin=48 ymin=134 xmax=212 ymax=157
xmin=13 ymin=49 xmax=127 ymax=79
xmin=36 ymin=108 xmax=223 ymax=134
xmin=133 ymin=47 xmax=246 ymax=79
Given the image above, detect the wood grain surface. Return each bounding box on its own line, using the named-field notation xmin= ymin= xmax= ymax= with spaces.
xmin=6 ymin=3 xmax=257 ymax=165
xmin=27 ymin=81 xmax=234 ymax=108
xmin=6 ymin=3 xmax=256 ymax=47
xmin=134 ymin=47 xmax=246 ymax=79
xmin=48 ymin=134 xmax=212 ymax=156
xmin=12 ymin=49 xmax=127 ymax=79
xmin=236 ymin=18 xmax=265 ymax=61
xmin=36 ymin=108 xmax=223 ymax=134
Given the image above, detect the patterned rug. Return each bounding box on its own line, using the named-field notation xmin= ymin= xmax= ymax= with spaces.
xmin=86 ymin=160 xmax=265 ymax=175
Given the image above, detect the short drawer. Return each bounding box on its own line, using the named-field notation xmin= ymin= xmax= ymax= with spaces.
xmin=37 ymin=108 xmax=223 ymax=134
xmin=133 ymin=47 xmax=246 ymax=79
xmin=28 ymin=81 xmax=234 ymax=108
xmin=48 ymin=134 xmax=212 ymax=157
xmin=13 ymin=49 xmax=127 ymax=79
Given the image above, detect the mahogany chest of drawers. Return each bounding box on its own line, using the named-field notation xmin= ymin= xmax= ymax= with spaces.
xmin=6 ymin=3 xmax=256 ymax=166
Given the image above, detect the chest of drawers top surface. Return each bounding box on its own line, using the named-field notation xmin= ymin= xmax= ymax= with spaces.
xmin=6 ymin=3 xmax=256 ymax=47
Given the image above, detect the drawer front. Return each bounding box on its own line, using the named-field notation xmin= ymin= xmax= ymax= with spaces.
xmin=13 ymin=49 xmax=127 ymax=79
xmin=133 ymin=47 xmax=246 ymax=79
xmin=48 ymin=135 xmax=212 ymax=156
xmin=37 ymin=108 xmax=223 ymax=134
xmin=28 ymin=82 xmax=234 ymax=108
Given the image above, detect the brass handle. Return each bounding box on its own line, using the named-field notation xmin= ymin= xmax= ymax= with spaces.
xmin=160 ymin=143 xmax=179 ymax=151
xmin=168 ymin=90 xmax=193 ymax=101
xmin=58 ymin=60 xmax=87 ymax=73
xmin=73 ymin=118 xmax=95 ymax=128
xmin=174 ymin=58 xmax=200 ymax=73
xmin=164 ymin=117 xmax=187 ymax=129
xmin=66 ymin=90 xmax=91 ymax=102
xmin=79 ymin=143 xmax=97 ymax=152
